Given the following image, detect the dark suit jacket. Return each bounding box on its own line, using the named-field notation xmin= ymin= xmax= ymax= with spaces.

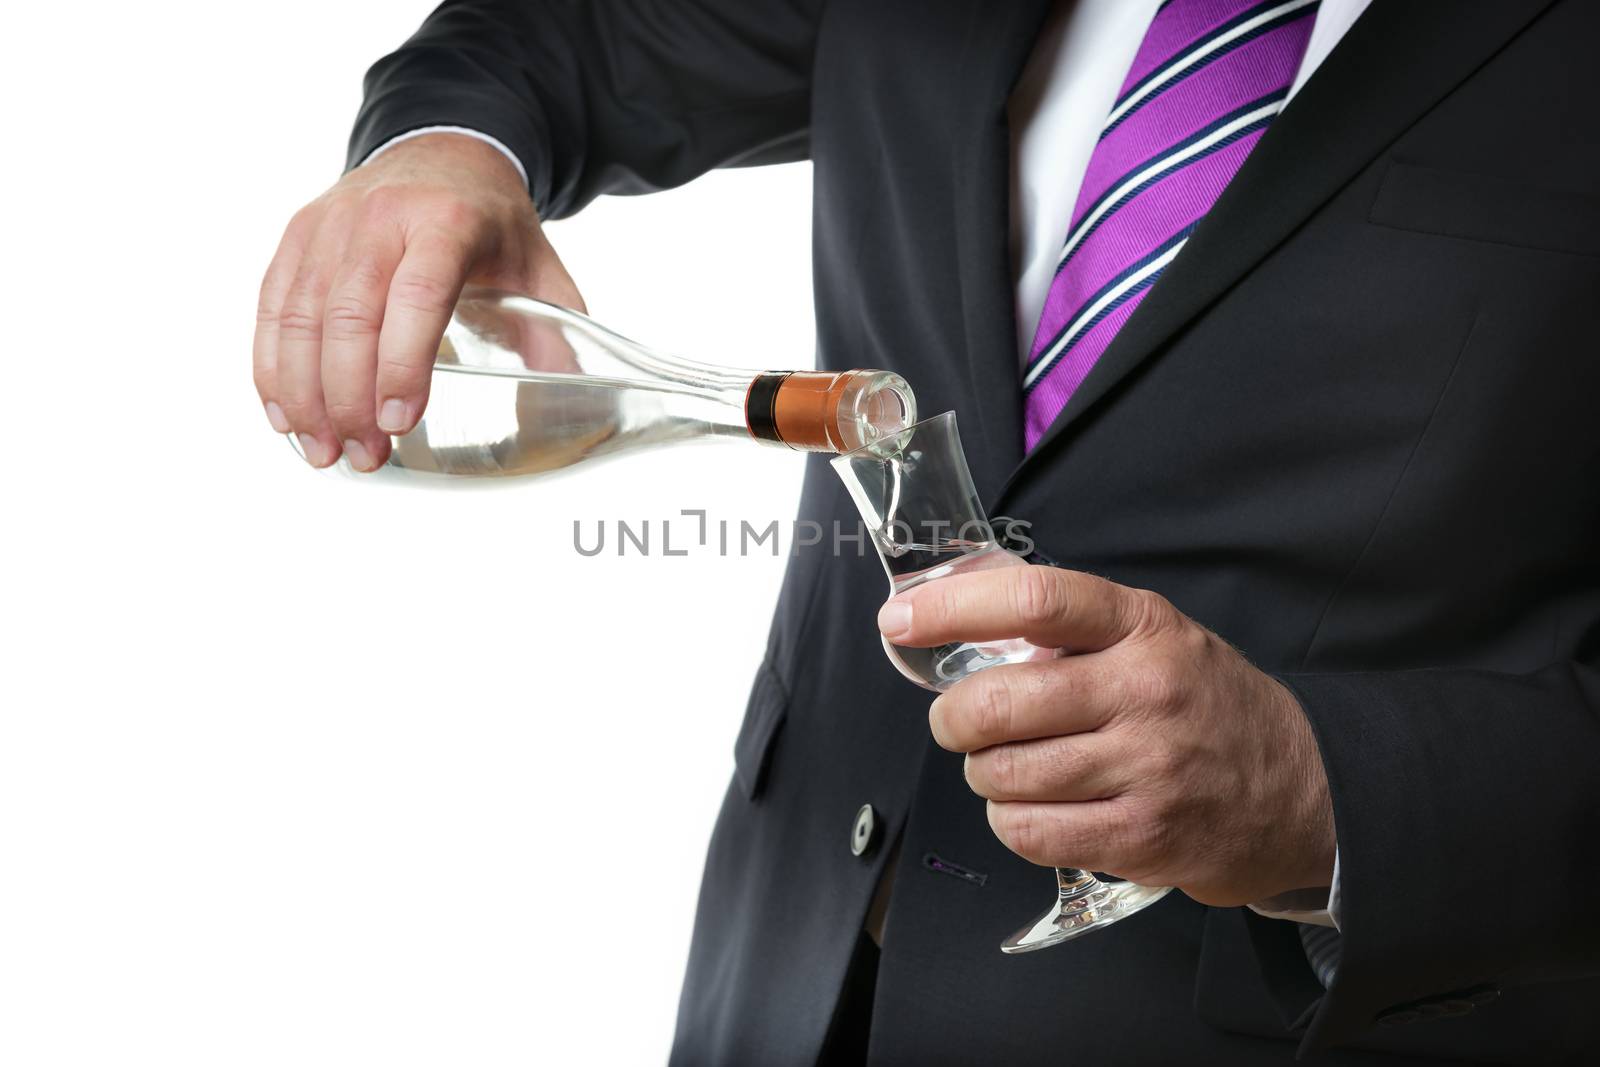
xmin=350 ymin=1 xmax=1600 ymax=1062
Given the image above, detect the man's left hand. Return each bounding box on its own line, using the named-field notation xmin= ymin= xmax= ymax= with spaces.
xmin=876 ymin=563 xmax=1336 ymax=906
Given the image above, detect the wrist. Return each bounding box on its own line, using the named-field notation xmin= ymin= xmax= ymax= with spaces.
xmin=365 ymin=130 xmax=529 ymax=196
xmin=1272 ymin=679 xmax=1338 ymax=893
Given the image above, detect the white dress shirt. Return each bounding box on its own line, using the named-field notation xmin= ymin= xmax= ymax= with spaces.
xmin=365 ymin=0 xmax=1376 ymax=930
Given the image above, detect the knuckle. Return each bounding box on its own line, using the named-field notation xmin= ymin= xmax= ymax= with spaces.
xmin=1013 ymin=566 xmax=1062 ymax=629
xmin=429 ymin=194 xmax=479 ymax=231
xmin=324 ymin=397 xmax=372 ymax=429
xmin=376 ymin=351 xmax=433 ymax=390
xmin=343 ymin=248 xmax=392 ymax=293
xmin=990 ymin=745 xmax=1020 ymax=797
xmin=276 ymin=395 xmax=322 ymax=427
xmin=1121 ymin=807 xmax=1170 ymax=877
xmin=323 ymin=294 xmax=383 ymax=340
xmin=1177 ymin=619 xmax=1213 ymax=661
xmin=276 ymin=301 xmax=323 ymax=341
xmin=1127 ymin=588 xmax=1178 ymax=637
xmin=315 ymin=195 xmax=357 ymax=233
xmin=1131 ymin=656 xmax=1182 ymax=713
xmin=1135 ymin=777 xmax=1181 ymax=836
xmin=972 ymin=677 xmax=1015 ymax=743
xmin=284 ymin=204 xmax=322 ymax=243
xmin=1010 ymin=810 xmax=1041 ymax=860
xmin=1137 ymin=740 xmax=1185 ymax=785
xmin=1042 ymin=736 xmax=1086 ymax=784
xmin=992 ymin=803 xmax=1040 ymax=860
xmin=390 ymin=270 xmax=455 ymax=315
xmin=926 ymin=582 xmax=960 ymax=631
xmin=361 ymin=185 xmax=405 ymax=220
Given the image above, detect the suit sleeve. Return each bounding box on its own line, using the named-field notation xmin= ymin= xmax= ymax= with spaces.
xmin=347 ymin=0 xmax=825 ymax=218
xmin=1273 ymin=660 xmax=1600 ymax=1050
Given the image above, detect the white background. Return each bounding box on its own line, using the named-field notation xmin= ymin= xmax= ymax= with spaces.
xmin=2 ymin=4 xmax=818 ymax=1063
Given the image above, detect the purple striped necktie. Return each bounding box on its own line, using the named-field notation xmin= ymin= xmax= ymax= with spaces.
xmin=1021 ymin=0 xmax=1321 ymax=451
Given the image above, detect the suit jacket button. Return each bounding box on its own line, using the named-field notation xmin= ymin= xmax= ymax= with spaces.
xmin=851 ymin=804 xmax=879 ymax=857
xmin=1377 ymin=1007 xmax=1421 ymax=1026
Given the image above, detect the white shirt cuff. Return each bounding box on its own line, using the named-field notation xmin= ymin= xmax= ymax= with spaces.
xmin=1247 ymin=849 xmax=1342 ymax=930
xmin=360 ymin=125 xmax=530 ymax=191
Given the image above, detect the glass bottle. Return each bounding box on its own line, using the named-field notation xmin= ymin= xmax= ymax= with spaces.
xmin=289 ymin=288 xmax=917 ymax=483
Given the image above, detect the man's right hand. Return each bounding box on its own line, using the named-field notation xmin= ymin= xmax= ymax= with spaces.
xmin=254 ymin=132 xmax=585 ymax=471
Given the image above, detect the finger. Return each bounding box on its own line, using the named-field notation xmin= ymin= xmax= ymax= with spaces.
xmin=253 ymin=213 xmax=314 ymax=434
xmin=929 ymin=655 xmax=1123 ymax=752
xmin=374 ymin=228 xmax=476 ymax=434
xmin=986 ymin=798 xmax=1151 ymax=876
xmin=275 ymin=235 xmax=348 ymax=467
xmin=962 ymin=733 xmax=1132 ymax=803
xmin=879 ymin=565 xmax=1151 ymax=652
xmin=321 ymin=228 xmax=403 ymax=472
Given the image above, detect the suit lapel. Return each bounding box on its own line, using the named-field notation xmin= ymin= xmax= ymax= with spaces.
xmin=945 ymin=0 xmax=1053 ymax=499
xmin=996 ymin=0 xmax=1557 ymax=504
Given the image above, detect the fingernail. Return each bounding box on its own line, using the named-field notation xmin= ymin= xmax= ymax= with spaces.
xmin=342 ymin=438 xmax=374 ymax=472
xmin=264 ymin=401 xmax=290 ymax=433
xmin=378 ymin=398 xmax=409 ymax=433
xmin=877 ymin=600 xmax=912 ymax=639
xmin=297 ymin=433 xmax=330 ymax=467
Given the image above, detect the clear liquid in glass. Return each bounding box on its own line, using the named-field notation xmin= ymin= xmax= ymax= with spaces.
xmin=883 ymin=541 xmax=1059 ymax=691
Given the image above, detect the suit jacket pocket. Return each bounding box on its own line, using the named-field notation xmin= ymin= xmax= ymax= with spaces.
xmin=1368 ymin=161 xmax=1600 ymax=257
xmin=732 ymin=658 xmax=790 ymax=801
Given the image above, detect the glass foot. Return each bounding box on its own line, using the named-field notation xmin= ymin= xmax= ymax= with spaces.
xmin=1000 ymin=869 xmax=1172 ymax=954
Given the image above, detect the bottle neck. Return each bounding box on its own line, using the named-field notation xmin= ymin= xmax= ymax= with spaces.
xmin=744 ymin=372 xmax=795 ymax=446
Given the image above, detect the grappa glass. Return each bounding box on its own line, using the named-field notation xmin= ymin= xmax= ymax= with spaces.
xmin=830 ymin=412 xmax=1171 ymax=952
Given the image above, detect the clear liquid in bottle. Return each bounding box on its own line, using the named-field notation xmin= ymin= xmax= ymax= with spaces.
xmin=295 ymin=289 xmax=917 ymax=484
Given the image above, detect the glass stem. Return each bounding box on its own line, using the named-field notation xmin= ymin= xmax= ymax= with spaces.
xmin=1056 ymin=867 xmax=1101 ymax=900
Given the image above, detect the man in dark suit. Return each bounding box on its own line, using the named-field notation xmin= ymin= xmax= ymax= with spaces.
xmin=253 ymin=1 xmax=1600 ymax=1062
